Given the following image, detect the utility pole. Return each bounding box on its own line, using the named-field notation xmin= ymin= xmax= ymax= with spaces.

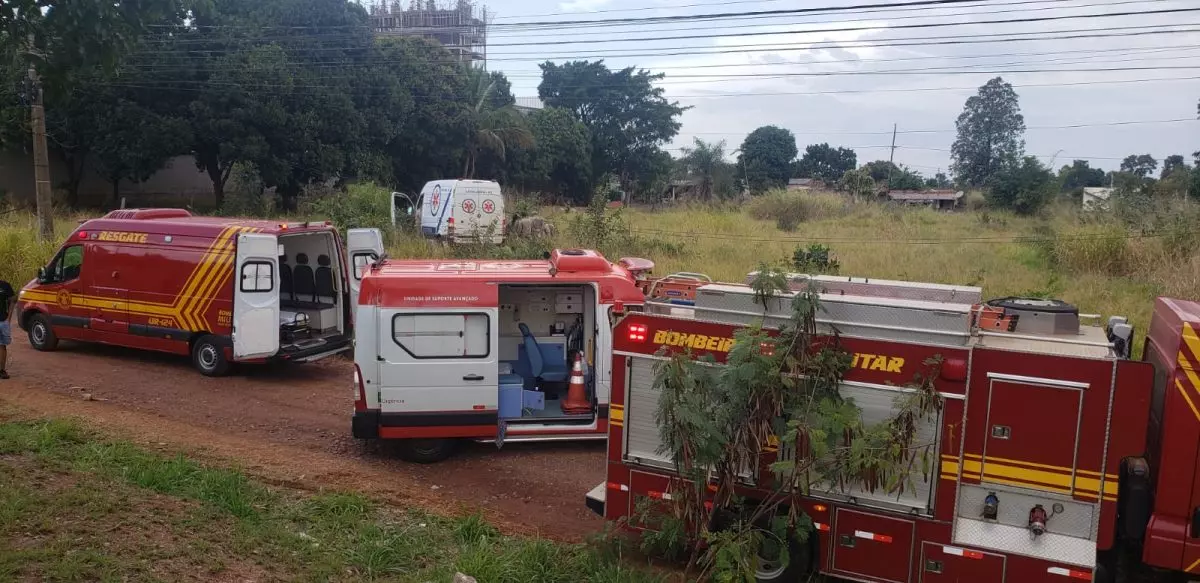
xmin=26 ymin=35 xmax=53 ymax=241
xmin=885 ymin=123 xmax=897 ymax=194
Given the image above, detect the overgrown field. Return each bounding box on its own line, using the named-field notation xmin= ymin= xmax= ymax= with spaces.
xmin=0 ymin=413 xmax=661 ymax=583
xmin=1 ymin=189 xmax=1196 ymax=351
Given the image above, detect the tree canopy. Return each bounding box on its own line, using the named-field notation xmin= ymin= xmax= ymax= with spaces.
xmin=1058 ymin=160 xmax=1106 ymax=191
xmin=950 ymin=77 xmax=1026 ymax=187
xmin=1119 ymin=154 xmax=1158 ymax=179
xmin=737 ymin=126 xmax=797 ymax=194
xmin=795 ymin=143 xmax=857 ymax=183
xmin=987 ymin=155 xmax=1053 ymax=215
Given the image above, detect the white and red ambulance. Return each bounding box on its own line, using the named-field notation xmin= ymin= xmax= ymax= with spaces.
xmin=350 ymin=249 xmax=649 ymax=462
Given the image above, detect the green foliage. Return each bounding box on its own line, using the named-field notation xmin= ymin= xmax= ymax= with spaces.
xmin=746 ymin=190 xmax=851 ymax=231
xmin=925 ymin=172 xmax=952 ymax=189
xmin=220 ymin=163 xmax=276 ymax=217
xmin=679 ymin=138 xmax=733 ymax=201
xmin=951 ymin=77 xmax=1026 ymax=187
xmin=646 ymin=271 xmax=944 ymax=580
xmin=1058 ymin=160 xmax=1107 ymax=192
xmin=792 ymin=244 xmax=840 ymax=274
xmin=1120 ymin=154 xmax=1158 ymax=179
xmin=839 ymin=167 xmax=877 ymax=198
xmin=888 ymin=165 xmax=926 ymax=191
xmin=538 ymin=60 xmax=686 ymax=196
xmin=738 ymin=126 xmax=798 ymax=194
xmin=509 ymin=107 xmax=594 ymax=203
xmin=1161 ymin=155 xmax=1188 ymax=179
xmin=986 ymin=156 xmax=1054 ymax=215
xmin=301 ymin=182 xmax=392 ymax=238
xmin=795 ymin=143 xmax=857 ymax=183
xmin=464 ymin=67 xmax=532 ymax=179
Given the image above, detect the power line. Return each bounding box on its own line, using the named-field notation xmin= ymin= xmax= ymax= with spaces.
xmin=468 ymin=7 xmax=1200 ymax=48
xmin=680 ymin=117 xmax=1200 ymax=136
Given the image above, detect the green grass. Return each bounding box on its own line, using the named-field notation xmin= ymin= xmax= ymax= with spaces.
xmin=0 ymin=415 xmax=663 ymax=583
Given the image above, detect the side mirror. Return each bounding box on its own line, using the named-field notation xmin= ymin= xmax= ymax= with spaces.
xmin=37 ymin=267 xmax=47 ymax=283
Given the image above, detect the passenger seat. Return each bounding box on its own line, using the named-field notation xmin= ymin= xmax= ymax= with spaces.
xmin=293 ymin=253 xmax=316 ymax=304
xmin=279 ymin=255 xmax=295 ymax=304
xmin=315 ymin=255 xmax=335 ymax=306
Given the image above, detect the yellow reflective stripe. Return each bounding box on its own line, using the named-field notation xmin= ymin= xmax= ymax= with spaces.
xmin=941 ymin=458 xmax=1116 ymax=496
xmin=1182 ymin=323 xmax=1200 ymax=369
xmin=961 ymin=452 xmax=1116 ymax=480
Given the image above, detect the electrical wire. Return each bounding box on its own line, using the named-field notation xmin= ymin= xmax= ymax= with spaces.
xmin=623 ymin=226 xmax=1192 ymax=245
xmin=681 ymin=118 xmax=1200 ymax=136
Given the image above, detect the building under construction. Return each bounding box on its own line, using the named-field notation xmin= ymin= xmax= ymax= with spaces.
xmin=368 ymin=1 xmax=489 ymax=65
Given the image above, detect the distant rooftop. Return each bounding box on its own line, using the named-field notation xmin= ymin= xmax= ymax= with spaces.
xmin=886 ymin=189 xmax=963 ymax=202
xmin=514 ymin=96 xmax=544 ymax=110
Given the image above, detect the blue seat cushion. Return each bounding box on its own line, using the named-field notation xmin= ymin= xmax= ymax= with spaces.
xmin=499 ymin=373 xmax=525 ymax=386
xmin=541 ymin=369 xmax=569 ymax=383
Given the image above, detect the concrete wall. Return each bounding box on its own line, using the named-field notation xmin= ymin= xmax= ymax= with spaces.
xmin=0 ymin=151 xmax=216 ymax=209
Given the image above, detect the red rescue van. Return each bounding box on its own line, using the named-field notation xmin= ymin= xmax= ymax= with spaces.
xmin=350 ymin=249 xmax=647 ymax=462
xmin=16 ymin=209 xmax=384 ymax=376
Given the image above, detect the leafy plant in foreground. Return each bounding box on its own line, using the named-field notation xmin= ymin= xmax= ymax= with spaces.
xmin=647 ymin=266 xmax=944 ymax=581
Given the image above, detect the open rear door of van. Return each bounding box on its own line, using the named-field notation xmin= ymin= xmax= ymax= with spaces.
xmin=233 ymin=232 xmax=281 ymax=359
xmin=347 ymin=228 xmax=384 ymax=301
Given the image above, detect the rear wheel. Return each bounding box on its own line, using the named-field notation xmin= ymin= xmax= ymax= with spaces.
xmin=397 ymin=438 xmax=457 ymax=464
xmin=752 ymin=513 xmax=813 ymax=583
xmin=27 ymin=314 xmax=58 ymax=351
xmin=192 ymin=335 xmax=230 ymax=377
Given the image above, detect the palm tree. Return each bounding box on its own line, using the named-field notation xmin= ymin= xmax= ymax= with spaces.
xmin=463 ymin=68 xmax=533 ymax=178
xmin=680 ymin=138 xmax=727 ymax=201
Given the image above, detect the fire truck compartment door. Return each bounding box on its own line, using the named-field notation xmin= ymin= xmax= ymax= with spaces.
xmin=982 ymin=374 xmax=1085 ymax=494
xmin=830 ymin=508 xmax=915 ymax=583
xmin=347 ymin=228 xmax=384 ymax=301
xmin=379 ymin=309 xmax=500 ymax=422
xmin=233 ymin=233 xmax=281 ymax=359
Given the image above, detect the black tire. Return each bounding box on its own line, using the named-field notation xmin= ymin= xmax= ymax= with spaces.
xmin=754 ymin=525 xmax=812 ymax=582
xmin=192 ymin=335 xmax=230 ymax=377
xmin=27 ymin=313 xmax=58 ymax=351
xmin=396 ymin=438 xmax=457 ymax=464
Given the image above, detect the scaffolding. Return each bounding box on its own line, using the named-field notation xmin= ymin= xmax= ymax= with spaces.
xmin=368 ymin=0 xmax=489 ymax=65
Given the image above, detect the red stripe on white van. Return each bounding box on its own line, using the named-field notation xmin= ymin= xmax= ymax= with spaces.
xmin=943 ymin=546 xmax=984 ymax=559
xmin=854 ymin=530 xmax=893 ymax=543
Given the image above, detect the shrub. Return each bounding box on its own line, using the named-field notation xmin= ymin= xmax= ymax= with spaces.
xmin=220 ymin=164 xmax=276 ymax=218
xmin=792 ymin=244 xmax=840 ymax=274
xmin=301 ymin=182 xmax=392 ymax=238
xmin=746 ymin=190 xmax=850 ymax=231
xmin=1046 ymin=223 xmax=1132 ymax=276
xmin=986 ymin=156 xmax=1054 ymax=216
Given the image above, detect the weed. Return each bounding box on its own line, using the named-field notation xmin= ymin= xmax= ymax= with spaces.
xmin=746 ymin=190 xmax=851 ymax=231
xmin=455 ymin=512 xmax=500 ymax=545
xmin=792 ymin=244 xmax=840 ymax=275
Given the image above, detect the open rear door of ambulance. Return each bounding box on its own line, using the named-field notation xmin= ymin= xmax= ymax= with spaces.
xmin=347 ymin=228 xmax=384 ymax=302
xmin=233 ymin=232 xmax=281 ymax=360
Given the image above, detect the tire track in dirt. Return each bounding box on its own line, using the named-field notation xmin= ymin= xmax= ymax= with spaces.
xmin=0 ymin=340 xmax=606 ymax=542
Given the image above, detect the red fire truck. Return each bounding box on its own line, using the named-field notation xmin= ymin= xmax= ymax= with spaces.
xmin=586 ymin=274 xmax=1200 ymax=583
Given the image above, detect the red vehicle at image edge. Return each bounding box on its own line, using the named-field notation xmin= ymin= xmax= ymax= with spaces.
xmin=16 ymin=209 xmax=384 ymax=375
xmin=578 ymin=275 xmax=1200 ymax=583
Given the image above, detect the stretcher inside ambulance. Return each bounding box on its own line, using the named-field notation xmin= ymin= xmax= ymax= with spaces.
xmin=351 ymin=249 xmax=647 ymax=462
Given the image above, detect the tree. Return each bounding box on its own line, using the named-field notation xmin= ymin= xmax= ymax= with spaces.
xmin=538 ymin=60 xmax=686 ymax=197
xmin=888 ymin=165 xmax=925 ymax=190
xmin=925 ymin=172 xmax=951 ymax=189
xmin=795 ymin=143 xmax=856 ymax=183
xmin=737 ymin=126 xmax=797 ymax=194
xmin=1120 ymin=154 xmax=1158 ymax=179
xmin=679 ymin=138 xmax=729 ymax=201
xmin=950 ymin=77 xmax=1026 ymax=187
xmin=1162 ymin=154 xmax=1188 ymax=179
xmin=508 ymin=107 xmax=593 ymax=203
xmin=987 ymin=155 xmax=1053 ymax=215
xmin=862 ymin=160 xmax=898 ymax=183
xmin=463 ymin=68 xmax=531 ymax=179
xmin=839 ymin=167 xmax=876 ymax=198
xmin=1058 ymin=160 xmax=1106 ymax=191
xmin=91 ymin=99 xmax=190 ymax=207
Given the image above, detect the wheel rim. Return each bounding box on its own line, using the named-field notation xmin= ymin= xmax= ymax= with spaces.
xmin=31 ymin=323 xmax=46 ymax=345
xmin=755 ymin=531 xmax=789 ymax=580
xmin=198 ymin=345 xmax=219 ymax=370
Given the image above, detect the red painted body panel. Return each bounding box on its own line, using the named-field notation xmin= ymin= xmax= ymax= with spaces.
xmin=1141 ymin=298 xmax=1200 ymax=573
xmin=919 ymin=542 xmax=1006 ymax=583
xmin=829 ymin=508 xmax=915 ymax=583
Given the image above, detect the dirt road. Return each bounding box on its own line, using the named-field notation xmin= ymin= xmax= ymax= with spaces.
xmin=0 ymin=340 xmax=607 ymax=542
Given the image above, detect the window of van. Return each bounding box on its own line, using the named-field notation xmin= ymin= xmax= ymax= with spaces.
xmin=240 ymin=262 xmax=274 ymax=293
xmin=393 ymin=313 xmax=489 ymax=359
xmin=47 ymin=245 xmax=84 ymax=283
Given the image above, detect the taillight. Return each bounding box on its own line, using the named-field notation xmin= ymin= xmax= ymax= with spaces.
xmin=628 ymin=323 xmax=648 ymax=342
xmin=447 ymin=216 xmax=455 ymax=235
xmin=353 ymin=364 xmax=367 ymax=412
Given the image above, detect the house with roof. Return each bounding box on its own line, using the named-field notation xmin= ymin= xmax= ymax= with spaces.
xmin=884 ymin=189 xmax=964 ymax=210
xmin=787 ymin=178 xmax=826 ymax=191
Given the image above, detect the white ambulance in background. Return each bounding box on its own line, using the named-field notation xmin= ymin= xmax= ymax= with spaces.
xmin=418 ymin=179 xmax=506 ymax=244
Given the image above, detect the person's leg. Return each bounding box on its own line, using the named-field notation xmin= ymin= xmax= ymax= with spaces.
xmin=0 ymin=321 xmax=10 ymax=378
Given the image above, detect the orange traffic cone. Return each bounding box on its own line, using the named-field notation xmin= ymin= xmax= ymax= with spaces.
xmin=562 ymin=353 xmax=591 ymax=414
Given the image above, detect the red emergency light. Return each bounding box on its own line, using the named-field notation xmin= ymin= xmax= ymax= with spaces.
xmin=628 ymin=323 xmax=648 ymax=342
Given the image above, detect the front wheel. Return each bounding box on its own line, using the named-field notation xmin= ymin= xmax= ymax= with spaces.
xmin=27 ymin=313 xmax=58 ymax=351
xmin=754 ymin=521 xmax=813 ymax=582
xmin=192 ymin=335 xmax=230 ymax=377
xmin=396 ymin=438 xmax=457 ymax=463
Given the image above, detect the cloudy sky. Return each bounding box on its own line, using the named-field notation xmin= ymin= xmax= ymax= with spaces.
xmin=455 ymin=0 xmax=1200 ymax=176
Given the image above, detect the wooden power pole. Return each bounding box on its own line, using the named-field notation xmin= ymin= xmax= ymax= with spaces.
xmin=27 ymin=61 xmax=54 ymax=241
